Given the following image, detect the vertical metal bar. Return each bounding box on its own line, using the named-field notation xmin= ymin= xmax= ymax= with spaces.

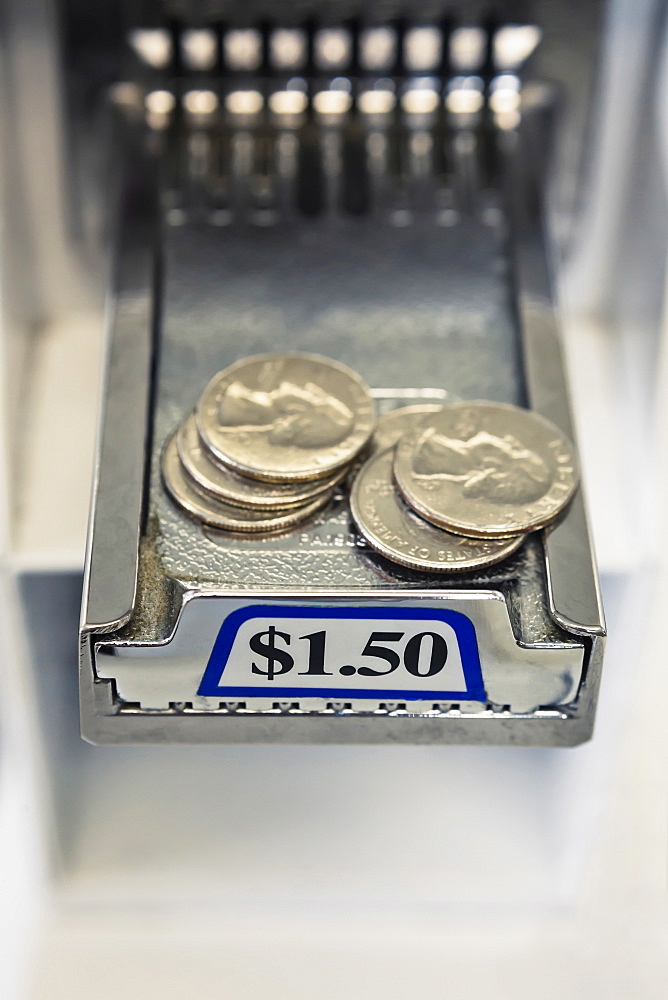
xmin=503 ymin=115 xmax=605 ymax=637
xmin=81 ymin=125 xmax=158 ymax=632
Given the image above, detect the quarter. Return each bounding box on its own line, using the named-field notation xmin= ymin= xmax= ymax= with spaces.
xmin=394 ymin=401 xmax=579 ymax=538
xmin=162 ymin=434 xmax=333 ymax=532
xmin=196 ymin=352 xmax=376 ymax=482
xmin=373 ymin=404 xmax=444 ymax=452
xmin=178 ymin=412 xmax=348 ymax=509
xmin=350 ymin=448 xmax=527 ymax=573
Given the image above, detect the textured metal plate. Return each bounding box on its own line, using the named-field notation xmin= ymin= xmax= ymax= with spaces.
xmin=151 ymin=215 xmax=527 ymax=591
xmin=80 ymin=131 xmax=603 ymax=745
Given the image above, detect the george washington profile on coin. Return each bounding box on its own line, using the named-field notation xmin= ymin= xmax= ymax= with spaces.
xmin=351 ymin=448 xmax=526 ymax=573
xmin=218 ymin=379 xmax=354 ymax=449
xmin=197 ymin=352 xmax=376 ymax=482
xmin=394 ymin=401 xmax=579 ymax=538
xmin=412 ymin=428 xmax=551 ymax=504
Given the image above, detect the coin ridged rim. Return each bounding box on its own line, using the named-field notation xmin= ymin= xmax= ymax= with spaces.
xmin=162 ymin=434 xmax=333 ymax=532
xmin=350 ymin=448 xmax=527 ymax=573
xmin=393 ymin=401 xmax=579 ymax=539
xmin=177 ymin=412 xmax=348 ymax=510
xmin=195 ymin=351 xmax=377 ymax=483
xmin=372 ymin=404 xmax=445 ymax=453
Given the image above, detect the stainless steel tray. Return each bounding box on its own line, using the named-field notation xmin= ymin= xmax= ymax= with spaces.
xmin=80 ymin=76 xmax=604 ymax=745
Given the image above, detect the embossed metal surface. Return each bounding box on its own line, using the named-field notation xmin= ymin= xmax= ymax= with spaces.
xmin=162 ymin=433 xmax=333 ymax=531
xmin=351 ymin=448 xmax=526 ymax=572
xmin=394 ymin=401 xmax=579 ymax=538
xmin=196 ymin=352 xmax=376 ymax=481
xmin=178 ymin=411 xmax=346 ymax=508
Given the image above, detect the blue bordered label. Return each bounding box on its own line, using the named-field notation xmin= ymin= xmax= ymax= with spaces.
xmin=198 ymin=606 xmax=485 ymax=701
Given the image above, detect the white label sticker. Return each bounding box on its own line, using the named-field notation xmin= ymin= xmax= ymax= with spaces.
xmin=198 ymin=606 xmax=485 ymax=701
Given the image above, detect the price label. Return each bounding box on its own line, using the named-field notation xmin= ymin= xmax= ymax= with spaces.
xmin=198 ymin=606 xmax=485 ymax=701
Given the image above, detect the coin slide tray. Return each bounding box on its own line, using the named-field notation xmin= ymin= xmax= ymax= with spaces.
xmin=80 ymin=33 xmax=605 ymax=746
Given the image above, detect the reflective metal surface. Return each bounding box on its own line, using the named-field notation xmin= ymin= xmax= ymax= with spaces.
xmin=393 ymin=402 xmax=578 ymax=538
xmin=372 ymin=404 xmax=444 ymax=452
xmin=82 ymin=139 xmax=157 ymax=633
xmin=94 ymin=591 xmax=583 ymax=714
xmin=79 ymin=13 xmax=606 ymax=745
xmin=178 ymin=411 xmax=346 ymax=508
xmin=351 ymin=448 xmax=527 ymax=572
xmin=196 ymin=352 xmax=376 ymax=482
xmin=505 ymin=116 xmax=606 ymax=637
xmin=162 ymin=433 xmax=334 ymax=530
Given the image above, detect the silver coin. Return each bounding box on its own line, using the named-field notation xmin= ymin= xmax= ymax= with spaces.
xmin=373 ymin=404 xmax=445 ymax=452
xmin=196 ymin=352 xmax=376 ymax=482
xmin=178 ymin=412 xmax=348 ymax=510
xmin=162 ymin=434 xmax=333 ymax=532
xmin=350 ymin=448 xmax=526 ymax=573
xmin=394 ymin=401 xmax=579 ymax=538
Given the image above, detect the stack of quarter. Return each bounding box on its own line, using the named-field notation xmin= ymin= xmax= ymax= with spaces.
xmin=163 ymin=354 xmax=578 ymax=567
xmin=350 ymin=401 xmax=579 ymax=573
xmin=162 ymin=352 xmax=376 ymax=532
